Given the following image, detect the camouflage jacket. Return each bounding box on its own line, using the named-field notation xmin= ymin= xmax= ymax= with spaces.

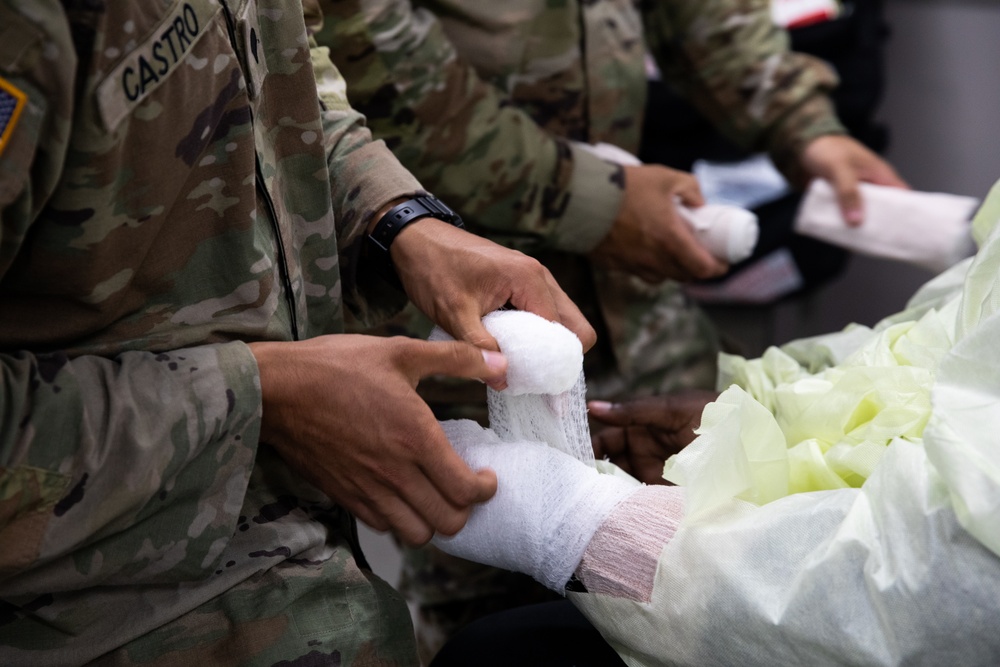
xmin=316 ymin=0 xmax=846 ymax=255
xmin=0 ymin=0 xmax=422 ymax=662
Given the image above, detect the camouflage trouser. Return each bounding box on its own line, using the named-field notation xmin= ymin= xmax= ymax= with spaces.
xmin=353 ymin=253 xmax=720 ymax=664
xmin=88 ymin=525 xmax=419 ymax=667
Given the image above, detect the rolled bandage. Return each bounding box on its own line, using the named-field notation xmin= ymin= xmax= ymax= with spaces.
xmin=429 ymin=310 xmax=592 ymax=464
xmin=480 ymin=310 xmax=582 ymax=396
xmin=678 ymin=204 xmax=760 ymax=264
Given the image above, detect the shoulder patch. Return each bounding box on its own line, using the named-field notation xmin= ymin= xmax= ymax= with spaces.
xmin=0 ymin=75 xmax=27 ymax=158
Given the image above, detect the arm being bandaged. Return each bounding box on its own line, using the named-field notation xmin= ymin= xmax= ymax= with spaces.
xmin=794 ymin=179 xmax=979 ymax=273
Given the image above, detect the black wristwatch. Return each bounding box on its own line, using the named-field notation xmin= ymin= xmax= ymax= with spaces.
xmin=368 ymin=195 xmax=464 ymax=252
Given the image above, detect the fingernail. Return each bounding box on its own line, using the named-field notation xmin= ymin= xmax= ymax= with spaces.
xmin=846 ymin=209 xmax=863 ymax=224
xmin=486 ymin=378 xmax=508 ymax=391
xmin=482 ymin=350 xmax=506 ymax=373
xmin=588 ymin=401 xmax=614 ymax=412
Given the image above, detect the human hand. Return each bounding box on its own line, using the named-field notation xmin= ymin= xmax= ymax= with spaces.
xmin=589 ymin=391 xmax=718 ymax=485
xmin=800 ymin=135 xmax=909 ymax=227
xmin=433 ymin=420 xmax=638 ymax=591
xmin=390 ymin=219 xmax=596 ymax=365
xmin=589 ymin=164 xmax=728 ymax=284
xmin=250 ymin=334 xmax=508 ymax=546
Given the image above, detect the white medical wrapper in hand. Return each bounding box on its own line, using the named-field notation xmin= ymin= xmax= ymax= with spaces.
xmin=433 ymin=420 xmax=638 ymax=592
xmin=794 ymin=179 xmax=980 ymax=273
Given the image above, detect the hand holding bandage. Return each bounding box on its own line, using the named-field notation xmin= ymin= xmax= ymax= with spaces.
xmin=795 ymin=180 xmax=980 ymax=273
xmin=432 ymin=310 xmax=639 ymax=591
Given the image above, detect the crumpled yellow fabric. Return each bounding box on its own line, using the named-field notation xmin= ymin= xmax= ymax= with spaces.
xmin=570 ymin=179 xmax=1000 ymax=667
xmin=665 ymin=179 xmax=1000 ymax=523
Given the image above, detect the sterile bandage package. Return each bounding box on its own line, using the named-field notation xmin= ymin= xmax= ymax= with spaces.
xmin=571 ymin=179 xmax=1000 ymax=666
xmin=794 ymin=179 xmax=980 ymax=273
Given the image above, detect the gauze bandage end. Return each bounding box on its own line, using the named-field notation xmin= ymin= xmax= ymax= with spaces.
xmin=434 ymin=420 xmax=639 ymax=592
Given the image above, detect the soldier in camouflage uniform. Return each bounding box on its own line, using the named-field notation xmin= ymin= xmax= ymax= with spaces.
xmin=0 ymin=0 xmax=596 ymax=665
xmin=311 ymin=0 xmax=907 ymax=660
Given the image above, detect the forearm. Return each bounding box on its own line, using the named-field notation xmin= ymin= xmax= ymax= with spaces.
xmin=575 ymin=485 xmax=684 ymax=601
xmin=315 ymin=0 xmax=622 ymax=254
xmin=0 ymin=343 xmax=261 ymax=585
xmin=310 ymin=36 xmax=422 ymax=325
xmin=644 ymin=0 xmax=846 ymax=183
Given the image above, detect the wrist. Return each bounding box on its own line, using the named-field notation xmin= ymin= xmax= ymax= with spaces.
xmin=247 ymin=340 xmax=289 ymax=445
xmin=767 ymin=95 xmax=846 ymax=187
xmin=366 ymin=195 xmax=464 ymax=285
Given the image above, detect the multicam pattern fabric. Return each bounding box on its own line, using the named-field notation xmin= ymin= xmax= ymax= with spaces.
xmin=0 ymin=0 xmax=423 ymax=664
xmin=315 ymin=0 xmax=846 ymax=251
xmin=314 ymin=0 xmax=847 ymax=407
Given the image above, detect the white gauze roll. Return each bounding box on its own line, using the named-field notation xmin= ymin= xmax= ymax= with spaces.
xmin=429 ymin=310 xmax=593 ymax=465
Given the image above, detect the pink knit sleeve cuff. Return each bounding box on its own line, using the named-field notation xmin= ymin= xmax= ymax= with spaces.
xmin=575 ymin=485 xmax=685 ymax=602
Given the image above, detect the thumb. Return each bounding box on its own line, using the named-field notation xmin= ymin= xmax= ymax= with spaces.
xmin=440 ymin=309 xmax=510 ymax=390
xmin=436 ymin=302 xmax=502 ymax=353
xmin=404 ymin=339 xmax=508 ymax=385
xmin=828 ymin=169 xmax=864 ymax=227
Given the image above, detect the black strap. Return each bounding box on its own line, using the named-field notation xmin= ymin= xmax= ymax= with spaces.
xmin=368 ymin=196 xmax=464 ymax=255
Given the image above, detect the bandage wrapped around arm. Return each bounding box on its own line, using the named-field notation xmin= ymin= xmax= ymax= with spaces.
xmin=432 ymin=421 xmax=639 ymax=592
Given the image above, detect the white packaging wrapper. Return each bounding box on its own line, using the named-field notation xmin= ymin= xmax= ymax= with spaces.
xmin=794 ymin=179 xmax=979 ymax=273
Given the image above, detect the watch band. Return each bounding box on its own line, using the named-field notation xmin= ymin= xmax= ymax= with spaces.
xmin=367 ymin=195 xmax=465 ymax=255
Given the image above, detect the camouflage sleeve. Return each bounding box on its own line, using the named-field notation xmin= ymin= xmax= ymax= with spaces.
xmin=0 ymin=7 xmax=261 ymax=586
xmin=310 ymin=0 xmax=622 ymax=255
xmin=0 ymin=346 xmax=262 ymax=585
xmin=642 ymin=0 xmax=848 ymax=185
xmin=309 ymin=33 xmax=423 ymax=325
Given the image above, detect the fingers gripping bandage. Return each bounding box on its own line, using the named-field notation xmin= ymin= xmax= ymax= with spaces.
xmin=431 ymin=311 xmax=637 ymax=591
xmin=430 ymin=310 xmax=593 ymax=465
